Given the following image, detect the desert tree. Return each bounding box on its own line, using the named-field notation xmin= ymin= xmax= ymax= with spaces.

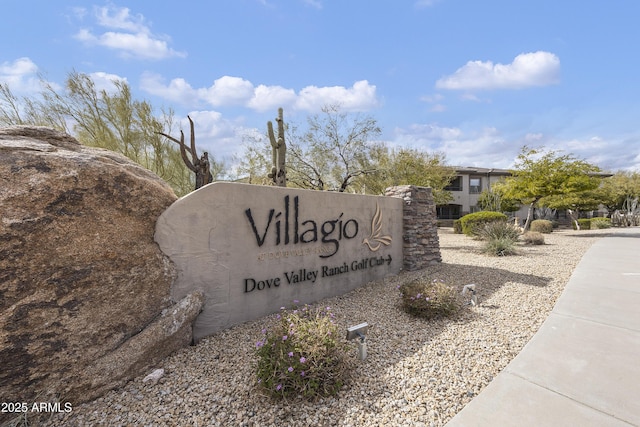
xmin=286 ymin=104 xmax=382 ymax=192
xmin=476 ymin=184 xmax=521 ymax=214
xmin=595 ymin=171 xmax=640 ymax=226
xmin=541 ymin=190 xmax=603 ymax=229
xmin=0 ymin=81 xmax=67 ymax=129
xmin=500 ymin=146 xmax=602 ymax=231
xmin=234 ymin=130 xmax=272 ymax=185
xmin=359 ymin=145 xmax=456 ymax=203
xmin=0 ymin=72 xmax=223 ymax=196
xmin=596 ymin=171 xmax=640 ymax=212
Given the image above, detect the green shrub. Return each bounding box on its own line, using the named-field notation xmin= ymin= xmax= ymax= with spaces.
xmin=591 ymin=217 xmax=612 ymax=229
xmin=255 ymin=304 xmax=351 ymax=400
xmin=573 ymin=218 xmax=591 ymax=230
xmin=459 ymin=211 xmax=508 ymax=236
xmin=453 ymin=219 xmax=462 ymax=234
xmin=475 ymin=221 xmax=520 ymax=256
xmin=398 ymin=279 xmax=462 ymax=319
xmin=481 ymin=236 xmax=518 ymax=256
xmin=522 ymin=231 xmax=545 ymax=245
xmin=477 ymin=221 xmax=521 ymax=242
xmin=530 ymin=219 xmax=553 ymax=233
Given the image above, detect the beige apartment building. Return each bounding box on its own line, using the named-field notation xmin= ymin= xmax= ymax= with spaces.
xmin=436 ymin=166 xmax=611 ymax=225
xmin=436 ymin=167 xmax=527 ymax=220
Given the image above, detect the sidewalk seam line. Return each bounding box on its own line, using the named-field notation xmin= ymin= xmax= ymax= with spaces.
xmin=548 ymin=311 xmax=640 ymax=334
xmin=503 ymin=371 xmax=637 ymax=426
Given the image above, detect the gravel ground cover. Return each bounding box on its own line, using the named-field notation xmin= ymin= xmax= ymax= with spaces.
xmin=43 ymin=228 xmax=609 ymax=427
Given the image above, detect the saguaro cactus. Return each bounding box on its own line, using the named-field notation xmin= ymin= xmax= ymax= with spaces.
xmin=267 ymin=108 xmax=287 ymax=187
xmin=158 ymin=115 xmax=213 ymax=190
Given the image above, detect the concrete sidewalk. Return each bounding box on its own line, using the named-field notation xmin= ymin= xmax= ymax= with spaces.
xmin=446 ymin=227 xmax=640 ymax=427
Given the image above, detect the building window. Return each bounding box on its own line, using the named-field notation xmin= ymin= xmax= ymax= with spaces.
xmin=445 ymin=176 xmax=462 ymax=191
xmin=437 ymin=204 xmax=461 ymax=219
xmin=469 ymin=177 xmax=482 ymax=194
xmin=470 ymin=205 xmax=481 ymax=213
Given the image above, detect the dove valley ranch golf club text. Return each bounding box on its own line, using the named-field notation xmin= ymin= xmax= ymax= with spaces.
xmin=244 ymin=255 xmax=393 ymax=293
xmin=243 ymin=194 xmax=393 ymax=293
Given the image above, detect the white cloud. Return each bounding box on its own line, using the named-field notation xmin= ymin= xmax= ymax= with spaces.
xmin=524 ymin=132 xmax=544 ymax=142
xmin=395 ymin=123 xmax=462 ymax=143
xmin=88 ymin=72 xmax=127 ymax=93
xmin=0 ymin=57 xmax=38 ymax=77
xmin=0 ymin=57 xmax=42 ymax=93
xmin=74 ymin=5 xmax=186 ymax=60
xmin=392 ymin=122 xmax=640 ymax=172
xmin=179 ymin=110 xmax=255 ymax=163
xmin=95 ymin=5 xmax=148 ymax=33
xmin=392 ymin=123 xmax=520 ymax=168
xmin=140 ymin=72 xmax=199 ymax=105
xmin=248 ymin=84 xmax=297 ymax=112
xmin=142 ymin=74 xmax=380 ymax=113
xmin=198 ymin=76 xmax=255 ymax=107
xmin=436 ymin=51 xmax=560 ymax=90
xmin=559 ymin=136 xmax=640 ymax=171
xmin=295 ymin=80 xmax=380 ymax=112
xmin=421 ymin=93 xmax=446 ymax=112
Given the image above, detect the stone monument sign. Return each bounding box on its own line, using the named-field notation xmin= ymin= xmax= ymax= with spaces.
xmin=155 ymin=182 xmax=403 ymax=341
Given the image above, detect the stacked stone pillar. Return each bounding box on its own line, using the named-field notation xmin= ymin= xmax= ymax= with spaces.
xmin=385 ymin=185 xmax=441 ymax=271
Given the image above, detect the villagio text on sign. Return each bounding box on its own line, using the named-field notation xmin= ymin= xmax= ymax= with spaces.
xmin=155 ymin=182 xmax=403 ymax=341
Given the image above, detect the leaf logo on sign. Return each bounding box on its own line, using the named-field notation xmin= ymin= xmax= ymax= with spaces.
xmin=362 ymin=203 xmax=392 ymax=252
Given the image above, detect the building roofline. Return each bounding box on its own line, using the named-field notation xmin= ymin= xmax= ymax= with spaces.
xmin=451 ymin=166 xmax=614 ymax=178
xmin=451 ymin=166 xmax=512 ymax=175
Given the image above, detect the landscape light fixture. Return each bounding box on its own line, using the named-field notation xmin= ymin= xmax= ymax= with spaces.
xmin=462 ymin=284 xmax=478 ymax=306
xmin=346 ymin=322 xmax=369 ymax=360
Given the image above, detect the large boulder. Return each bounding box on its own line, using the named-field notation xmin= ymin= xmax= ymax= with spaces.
xmin=0 ymin=126 xmax=203 ymax=406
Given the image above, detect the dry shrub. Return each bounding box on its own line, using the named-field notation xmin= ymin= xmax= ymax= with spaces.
xmin=399 ymin=279 xmax=463 ymax=319
xmin=522 ymin=231 xmax=545 ymax=245
xmin=530 ymin=219 xmax=553 ymax=233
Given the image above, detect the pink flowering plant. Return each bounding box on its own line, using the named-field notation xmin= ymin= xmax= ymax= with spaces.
xmin=398 ymin=278 xmax=462 ymax=319
xmin=255 ymin=302 xmax=352 ymax=400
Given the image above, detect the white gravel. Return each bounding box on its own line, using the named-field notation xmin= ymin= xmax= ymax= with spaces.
xmin=44 ymin=228 xmax=608 ymax=427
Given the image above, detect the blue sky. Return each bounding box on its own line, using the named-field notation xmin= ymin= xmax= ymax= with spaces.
xmin=2 ymin=0 xmax=639 ymax=173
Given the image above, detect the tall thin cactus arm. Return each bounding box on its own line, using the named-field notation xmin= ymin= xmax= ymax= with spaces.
xmin=157 ymin=115 xmax=213 ymax=190
xmin=267 ymin=107 xmax=287 ymax=187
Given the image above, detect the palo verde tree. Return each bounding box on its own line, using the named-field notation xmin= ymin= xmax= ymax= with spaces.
xmin=359 ymin=145 xmax=456 ymax=203
xmin=234 ymin=131 xmax=272 ymax=185
xmin=596 ymin=171 xmax=640 ymax=212
xmin=541 ymin=190 xmax=603 ymax=229
xmin=500 ymin=146 xmax=602 ymax=231
xmin=595 ymin=171 xmax=640 ymax=226
xmin=1 ymin=81 xmax=70 ymax=130
xmin=476 ymin=185 xmax=521 ymax=214
xmin=0 ymin=72 xmax=223 ymax=196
